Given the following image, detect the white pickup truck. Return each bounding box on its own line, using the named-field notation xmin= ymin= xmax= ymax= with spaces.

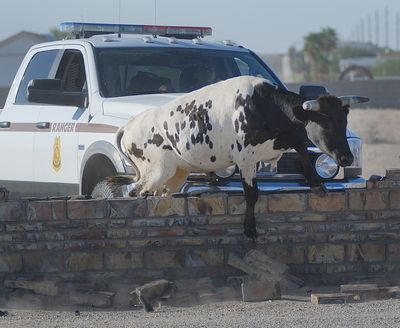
xmin=0 ymin=22 xmax=365 ymax=198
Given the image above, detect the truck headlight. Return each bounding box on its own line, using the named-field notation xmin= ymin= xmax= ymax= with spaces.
xmin=347 ymin=138 xmax=362 ymax=168
xmin=315 ymin=154 xmax=339 ymax=179
xmin=215 ymin=165 xmax=236 ymax=179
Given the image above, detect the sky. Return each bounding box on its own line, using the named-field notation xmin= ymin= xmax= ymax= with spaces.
xmin=1 ymin=0 xmax=399 ymax=53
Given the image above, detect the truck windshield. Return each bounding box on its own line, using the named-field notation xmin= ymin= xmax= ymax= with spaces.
xmin=95 ymin=48 xmax=282 ymax=98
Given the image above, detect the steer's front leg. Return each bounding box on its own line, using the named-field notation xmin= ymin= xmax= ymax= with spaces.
xmin=240 ymin=173 xmax=259 ymax=240
xmin=295 ymin=145 xmax=327 ymax=196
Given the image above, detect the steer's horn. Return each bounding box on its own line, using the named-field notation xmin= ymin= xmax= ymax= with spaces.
xmin=302 ymin=100 xmax=320 ymax=111
xmin=339 ymin=95 xmax=370 ymax=107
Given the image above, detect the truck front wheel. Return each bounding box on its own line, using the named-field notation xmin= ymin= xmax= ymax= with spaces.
xmin=91 ymin=180 xmax=122 ymax=198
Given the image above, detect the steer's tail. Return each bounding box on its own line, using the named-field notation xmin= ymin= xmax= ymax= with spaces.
xmin=112 ymin=125 xmax=141 ymax=184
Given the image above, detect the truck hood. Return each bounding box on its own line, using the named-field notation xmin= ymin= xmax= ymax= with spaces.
xmin=102 ymin=93 xmax=183 ymax=119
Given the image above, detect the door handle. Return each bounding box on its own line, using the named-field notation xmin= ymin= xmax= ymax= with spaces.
xmin=36 ymin=122 xmax=50 ymax=129
xmin=0 ymin=121 xmax=10 ymax=128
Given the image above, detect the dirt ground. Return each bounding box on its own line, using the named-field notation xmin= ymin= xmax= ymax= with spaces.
xmin=348 ymin=109 xmax=400 ymax=178
xmin=2 ymin=299 xmax=400 ymax=328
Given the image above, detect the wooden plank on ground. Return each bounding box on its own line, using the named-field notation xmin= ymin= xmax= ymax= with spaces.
xmin=310 ymin=293 xmax=356 ymax=305
xmin=227 ymin=253 xmax=271 ymax=281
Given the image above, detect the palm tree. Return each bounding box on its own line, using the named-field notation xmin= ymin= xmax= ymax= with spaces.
xmin=303 ymin=27 xmax=338 ymax=81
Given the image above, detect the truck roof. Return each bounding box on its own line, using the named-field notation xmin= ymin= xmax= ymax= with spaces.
xmin=31 ymin=35 xmax=250 ymax=53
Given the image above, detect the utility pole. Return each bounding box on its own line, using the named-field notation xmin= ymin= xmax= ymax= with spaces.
xmin=368 ymin=15 xmax=372 ymax=43
xmin=385 ymin=6 xmax=389 ymax=48
xmin=361 ymin=18 xmax=365 ymax=42
xmin=375 ymin=9 xmax=380 ymax=46
xmin=397 ymin=12 xmax=400 ymax=51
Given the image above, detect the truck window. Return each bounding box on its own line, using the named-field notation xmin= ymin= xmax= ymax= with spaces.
xmin=96 ymin=48 xmax=281 ymax=98
xmin=15 ymin=50 xmax=59 ymax=104
xmin=55 ymin=50 xmax=86 ymax=92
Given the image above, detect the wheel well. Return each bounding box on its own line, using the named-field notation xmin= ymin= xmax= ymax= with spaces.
xmin=81 ymin=154 xmax=117 ymax=196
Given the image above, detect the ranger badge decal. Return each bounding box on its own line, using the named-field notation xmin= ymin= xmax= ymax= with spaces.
xmin=52 ymin=136 xmax=61 ymax=172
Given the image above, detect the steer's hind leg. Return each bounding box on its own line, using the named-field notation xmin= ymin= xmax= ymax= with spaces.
xmin=137 ymin=163 xmax=178 ymax=197
xmin=164 ymin=168 xmax=190 ymax=194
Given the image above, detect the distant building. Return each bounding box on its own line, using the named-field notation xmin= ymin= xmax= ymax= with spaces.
xmin=258 ymin=53 xmax=294 ymax=83
xmin=0 ymin=31 xmax=53 ymax=87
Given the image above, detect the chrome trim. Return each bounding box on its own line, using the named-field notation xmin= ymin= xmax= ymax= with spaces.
xmin=181 ymin=177 xmax=366 ymax=195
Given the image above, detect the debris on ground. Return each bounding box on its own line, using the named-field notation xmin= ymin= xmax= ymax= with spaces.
xmin=227 ymin=248 xmax=304 ymax=302
xmin=130 ymin=279 xmax=176 ymax=312
xmin=310 ymin=292 xmax=356 ymax=304
xmin=0 ymin=310 xmax=8 ymax=317
xmin=0 ymin=186 xmax=9 ymax=201
xmin=4 ymin=279 xmax=59 ymax=296
xmin=69 ymin=290 xmax=115 ymax=308
xmin=311 ymin=284 xmax=400 ymax=304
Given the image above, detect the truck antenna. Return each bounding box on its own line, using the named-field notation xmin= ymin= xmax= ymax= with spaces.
xmin=154 ymin=0 xmax=157 ymax=25
xmin=118 ymin=0 xmax=122 ymax=38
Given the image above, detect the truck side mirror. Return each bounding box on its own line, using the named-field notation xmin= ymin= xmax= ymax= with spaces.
xmin=27 ymin=79 xmax=88 ymax=108
xmin=299 ymin=85 xmax=329 ymax=100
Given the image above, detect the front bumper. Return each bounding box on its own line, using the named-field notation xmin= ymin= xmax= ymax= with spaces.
xmin=180 ymin=175 xmax=366 ymax=196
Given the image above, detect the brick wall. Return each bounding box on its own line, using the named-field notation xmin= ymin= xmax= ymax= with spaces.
xmin=0 ymin=173 xmax=399 ymax=288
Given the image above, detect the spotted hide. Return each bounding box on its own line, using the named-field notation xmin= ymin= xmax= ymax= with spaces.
xmin=115 ymin=76 xmax=368 ymax=239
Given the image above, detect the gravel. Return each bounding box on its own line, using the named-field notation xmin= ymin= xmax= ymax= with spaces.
xmin=2 ymin=299 xmax=400 ymax=328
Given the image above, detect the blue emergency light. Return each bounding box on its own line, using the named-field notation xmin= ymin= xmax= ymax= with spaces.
xmin=60 ymin=22 xmax=212 ymax=39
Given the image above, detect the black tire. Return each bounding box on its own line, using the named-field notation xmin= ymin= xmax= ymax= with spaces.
xmin=91 ymin=180 xmax=123 ymax=198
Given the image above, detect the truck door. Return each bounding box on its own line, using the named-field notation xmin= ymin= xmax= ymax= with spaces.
xmin=33 ymin=47 xmax=89 ymax=195
xmin=0 ymin=49 xmax=59 ymax=195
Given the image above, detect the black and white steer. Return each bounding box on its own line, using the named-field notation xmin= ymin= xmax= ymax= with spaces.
xmin=115 ymin=76 xmax=368 ymax=239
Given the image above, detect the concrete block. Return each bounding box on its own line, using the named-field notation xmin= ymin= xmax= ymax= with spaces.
xmin=186 ymin=249 xmax=224 ymax=267
xmin=241 ymin=279 xmax=281 ymax=302
xmin=23 ymin=253 xmax=65 ymax=272
xmin=67 ymin=199 xmax=108 ymax=219
xmin=346 ymin=244 xmax=385 ymax=262
xmin=265 ymin=246 xmax=305 ymax=265
xmin=188 ymin=196 xmax=226 ymax=216
xmin=227 ymin=195 xmax=266 ymax=215
xmin=66 ymin=253 xmax=103 ymax=271
xmin=268 ymin=194 xmax=306 ymax=213
xmin=146 ymin=227 xmax=186 ymax=238
xmin=108 ymin=198 xmax=147 ymax=218
xmin=104 ymin=251 xmax=143 ymax=270
xmin=69 ymin=290 xmax=115 ymax=308
xmin=144 ymin=250 xmax=185 ymax=268
xmin=0 ymin=255 xmax=22 ymax=272
xmin=27 ymin=200 xmax=66 ymax=221
xmin=131 ymin=279 xmax=175 ymax=312
xmin=175 ymin=277 xmax=214 ymax=293
xmin=388 ymin=244 xmax=400 ymax=261
xmin=308 ymin=193 xmax=346 ymax=212
xmin=4 ymin=279 xmax=58 ymax=296
xmin=0 ymin=201 xmax=24 ymax=221
xmin=308 ymin=245 xmax=345 ymax=264
xmin=390 ymin=190 xmax=400 ymax=209
xmin=348 ymin=191 xmax=388 ymax=211
xmin=147 ymin=197 xmax=186 ymax=217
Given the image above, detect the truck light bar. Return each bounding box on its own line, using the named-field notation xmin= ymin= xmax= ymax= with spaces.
xmin=60 ymin=22 xmax=212 ymax=39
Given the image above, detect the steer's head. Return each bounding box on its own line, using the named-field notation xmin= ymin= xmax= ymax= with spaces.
xmin=296 ymin=95 xmax=369 ymax=167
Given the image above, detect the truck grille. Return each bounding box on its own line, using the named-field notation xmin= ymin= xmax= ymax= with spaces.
xmin=277 ymin=152 xmax=320 ymax=174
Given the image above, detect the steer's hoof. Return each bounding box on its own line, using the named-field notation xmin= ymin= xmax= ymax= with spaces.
xmin=244 ymin=227 xmax=258 ymax=241
xmin=311 ymin=184 xmax=328 ymax=197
